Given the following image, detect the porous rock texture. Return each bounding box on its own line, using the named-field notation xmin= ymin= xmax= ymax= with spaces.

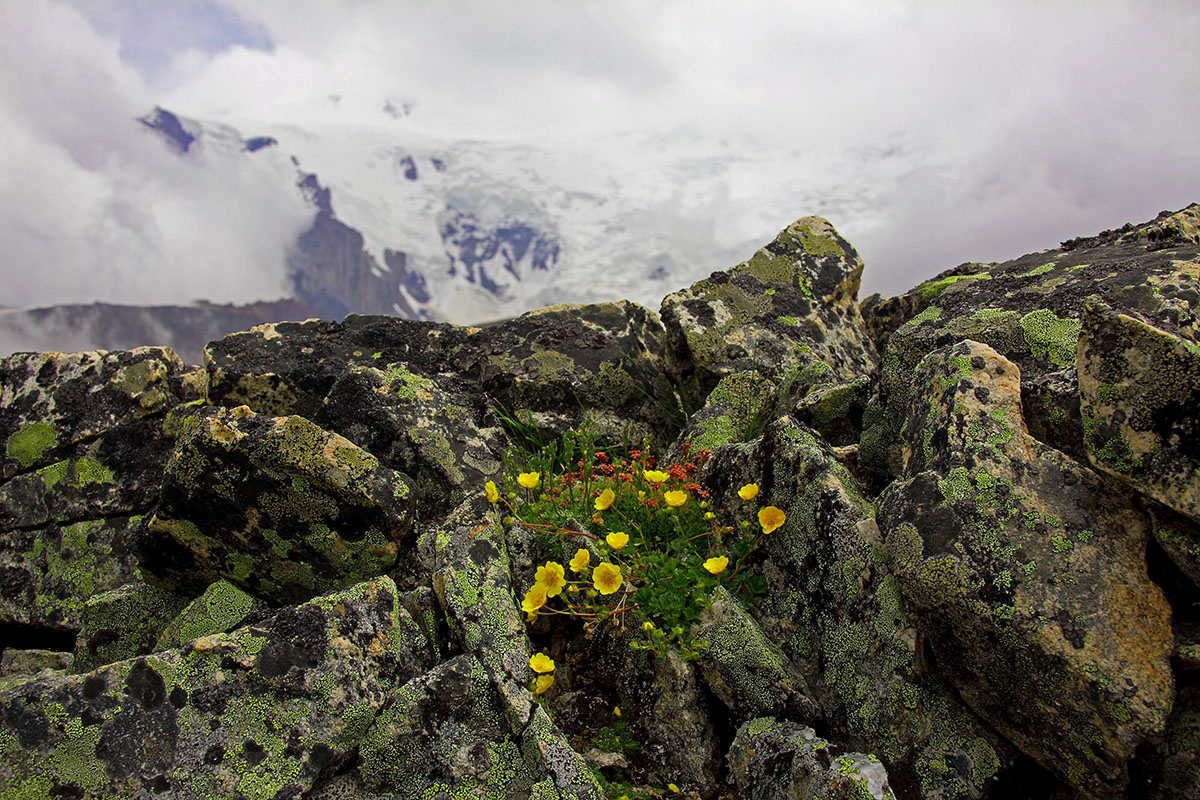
xmin=1 ymin=209 xmax=1199 ymax=799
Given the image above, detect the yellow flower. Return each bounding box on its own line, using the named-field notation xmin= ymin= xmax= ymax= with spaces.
xmin=593 ymin=562 xmax=623 ymax=595
xmin=569 ymin=548 xmax=590 ymax=573
xmin=535 ymin=561 xmax=566 ymax=597
xmin=606 ymin=531 xmax=629 ymax=550
xmin=613 ymin=706 xmax=621 ymax=717
xmin=521 ymin=585 xmax=547 ymax=614
xmin=594 ymin=487 xmax=615 ymax=511
xmin=643 ymin=469 xmax=669 ymax=483
xmin=517 ymin=472 xmax=540 ymax=489
xmin=529 ymin=652 xmax=555 ymax=673
xmin=534 ymin=673 xmax=554 ymax=694
xmin=704 ymin=511 xmax=715 ymax=520
xmin=738 ymin=483 xmax=759 ymax=500
xmin=668 ymin=784 xmax=680 ymax=794
xmin=758 ymin=505 xmax=786 ymax=534
xmin=703 ymin=555 xmax=729 ymax=574
xmin=485 ymin=480 xmax=500 ymax=504
xmin=642 ymin=621 xmax=654 ymax=631
xmin=664 ymin=490 xmax=687 ymax=507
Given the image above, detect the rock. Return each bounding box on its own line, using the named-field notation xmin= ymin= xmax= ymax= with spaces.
xmin=0 ymin=649 xmax=72 ymax=688
xmin=727 ymin=717 xmax=898 ymax=800
xmin=0 ymin=576 xmax=436 ymax=800
xmin=1077 ymin=300 xmax=1200 ymax=525
xmin=356 ymin=655 xmax=605 ymax=799
xmin=693 ymin=585 xmax=816 ymax=722
xmin=0 ymin=349 xmax=203 ymax=633
xmin=1020 ymin=366 xmax=1086 ymax=462
xmin=154 ymin=579 xmax=265 ymax=651
xmin=877 ymin=339 xmax=1174 ymax=798
xmin=700 ymin=419 xmax=1018 ymax=799
xmin=141 ymin=405 xmax=416 ymax=604
xmin=860 ymin=208 xmax=1200 ymax=485
xmin=430 ymin=496 xmax=531 ymax=689
xmin=473 ymin=301 xmax=681 ymax=449
xmin=1130 ymin=683 xmax=1200 ymax=800
xmin=661 ymin=216 xmax=878 ymax=413
xmin=1143 ymin=500 xmax=1200 ymax=590
xmin=792 ymin=376 xmax=871 ymax=447
xmin=315 ymin=363 xmax=507 ymax=515
xmin=73 ymin=580 xmax=190 ymax=673
xmin=668 ymin=370 xmax=776 ymax=459
xmin=206 ymin=302 xmax=681 ymax=450
xmin=0 ymin=516 xmax=146 ymax=634
xmin=204 ymin=316 xmax=478 ymax=418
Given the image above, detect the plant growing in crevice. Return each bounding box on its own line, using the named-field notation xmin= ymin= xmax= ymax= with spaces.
xmin=488 ymin=420 xmax=784 ymax=661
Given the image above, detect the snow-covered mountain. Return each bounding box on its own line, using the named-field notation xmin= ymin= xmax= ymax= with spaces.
xmin=136 ymin=106 xmax=905 ymax=325
xmin=1 ymin=103 xmax=912 ymax=359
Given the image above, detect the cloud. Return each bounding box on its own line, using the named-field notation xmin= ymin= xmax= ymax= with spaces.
xmin=2 ymin=0 xmax=1198 ymax=316
xmin=0 ymin=0 xmax=311 ymax=310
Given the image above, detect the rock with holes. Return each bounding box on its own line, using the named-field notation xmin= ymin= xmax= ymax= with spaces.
xmin=727 ymin=717 xmax=898 ymax=800
xmin=0 ymin=576 xmax=437 ymax=800
xmin=859 ymin=204 xmax=1200 ymax=486
xmin=877 ymin=339 xmax=1173 ymax=798
xmin=699 ymin=419 xmax=1019 ymax=799
xmin=141 ymin=405 xmax=416 ymax=604
xmin=1077 ymin=299 xmax=1200 ymax=525
xmin=661 ymin=216 xmax=878 ymax=414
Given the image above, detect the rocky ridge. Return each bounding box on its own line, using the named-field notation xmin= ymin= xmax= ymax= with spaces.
xmin=1 ymin=205 xmax=1199 ymax=799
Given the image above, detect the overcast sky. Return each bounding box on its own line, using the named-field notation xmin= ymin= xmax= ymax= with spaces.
xmin=2 ymin=0 xmax=1199 ymax=309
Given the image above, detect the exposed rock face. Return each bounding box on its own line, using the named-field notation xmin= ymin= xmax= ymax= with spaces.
xmin=877 ymin=340 xmax=1173 ymax=797
xmin=661 ymin=215 xmax=878 ymax=413
xmin=1 ymin=207 xmax=1197 ymax=800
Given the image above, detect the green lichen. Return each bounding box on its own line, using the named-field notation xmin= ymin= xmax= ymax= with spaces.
xmin=6 ymin=422 xmax=57 ymax=468
xmin=915 ymin=273 xmax=993 ymax=301
xmin=1019 ymin=309 xmax=1081 ymax=368
xmin=381 ymin=362 xmax=430 ymax=400
xmin=938 ymin=467 xmax=973 ymax=504
xmin=909 ymin=306 xmax=943 ymax=326
xmin=1017 ymin=262 xmax=1056 ymax=278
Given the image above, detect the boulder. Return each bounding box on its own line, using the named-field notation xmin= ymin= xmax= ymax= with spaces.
xmin=205 ymin=302 xmax=681 ymax=450
xmin=727 ymin=717 xmax=898 ymax=800
xmin=141 ymin=405 xmax=416 ymax=604
xmin=700 ymin=419 xmax=1019 ymax=799
xmin=315 ymin=365 xmax=507 ymax=515
xmin=1077 ymin=300 xmax=1200 ymax=525
xmin=0 ymin=576 xmax=436 ymax=800
xmin=860 ymin=205 xmax=1200 ymax=485
xmin=877 ymin=340 xmax=1174 ymax=798
xmin=661 ymin=216 xmax=878 ymax=414
xmin=0 ymin=348 xmax=203 ymax=633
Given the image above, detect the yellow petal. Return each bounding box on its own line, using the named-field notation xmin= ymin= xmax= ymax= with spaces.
xmin=529 ymin=652 xmax=555 ymax=673
xmin=569 ymin=548 xmax=590 ymax=573
xmin=664 ymin=490 xmax=687 ymax=507
xmin=758 ymin=505 xmax=786 ymax=534
xmin=738 ymin=483 xmax=759 ymax=501
xmin=703 ymin=555 xmax=729 ymax=574
xmin=594 ymin=487 xmax=615 ymax=511
xmin=485 ymin=480 xmax=500 ymax=504
xmin=605 ymin=531 xmax=629 ymax=550
xmin=517 ymin=472 xmax=540 ymax=489
xmin=534 ymin=673 xmax=554 ymax=694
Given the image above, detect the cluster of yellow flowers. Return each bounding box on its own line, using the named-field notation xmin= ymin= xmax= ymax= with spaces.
xmin=529 ymin=651 xmax=555 ymax=694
